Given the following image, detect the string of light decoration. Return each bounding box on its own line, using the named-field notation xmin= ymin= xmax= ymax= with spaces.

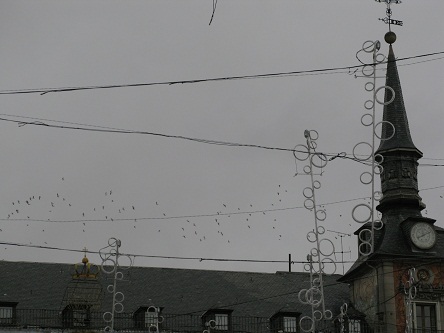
xmin=100 ymin=238 xmax=133 ymax=332
xmin=294 ymin=130 xmax=335 ymax=332
xmin=351 ymin=38 xmax=394 ymax=256
xmin=403 ymin=268 xmax=416 ymax=333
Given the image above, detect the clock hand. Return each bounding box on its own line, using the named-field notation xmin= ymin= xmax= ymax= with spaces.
xmin=418 ymin=231 xmax=431 ymax=239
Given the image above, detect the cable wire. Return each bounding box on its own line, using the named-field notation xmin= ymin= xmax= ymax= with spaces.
xmin=0 ymin=51 xmax=442 ymax=96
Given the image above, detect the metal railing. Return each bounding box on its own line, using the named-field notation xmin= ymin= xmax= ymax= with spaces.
xmin=0 ymin=309 xmax=379 ymax=333
xmin=1 ymin=309 xmax=271 ymax=332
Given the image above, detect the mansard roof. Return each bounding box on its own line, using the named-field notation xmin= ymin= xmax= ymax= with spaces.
xmin=0 ymin=260 xmax=349 ymax=319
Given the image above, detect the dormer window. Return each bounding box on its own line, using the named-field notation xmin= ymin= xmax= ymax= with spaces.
xmin=270 ymin=311 xmax=300 ymax=333
xmin=202 ymin=309 xmax=232 ymax=331
xmin=62 ymin=305 xmax=91 ymax=328
xmin=348 ymin=318 xmax=362 ymax=333
xmin=134 ymin=306 xmax=163 ymax=330
xmin=283 ymin=316 xmax=298 ymax=332
xmin=0 ymin=302 xmax=17 ymax=326
xmin=214 ymin=313 xmax=229 ymax=330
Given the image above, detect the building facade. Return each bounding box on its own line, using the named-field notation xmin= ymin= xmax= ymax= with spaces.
xmin=339 ymin=32 xmax=444 ymax=333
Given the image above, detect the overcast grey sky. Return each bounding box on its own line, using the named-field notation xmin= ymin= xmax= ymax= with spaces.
xmin=0 ymin=1 xmax=443 ymax=273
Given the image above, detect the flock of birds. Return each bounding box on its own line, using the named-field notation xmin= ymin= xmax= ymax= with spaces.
xmin=1 ymin=177 xmax=307 ymax=252
xmin=7 ymin=175 xmax=432 ymax=265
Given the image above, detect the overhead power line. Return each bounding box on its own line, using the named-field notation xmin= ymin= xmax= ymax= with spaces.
xmin=2 ymin=115 xmax=444 ymax=167
xmin=0 ymin=51 xmax=442 ymax=96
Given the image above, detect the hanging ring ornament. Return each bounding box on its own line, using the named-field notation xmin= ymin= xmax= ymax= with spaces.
xmin=293 ymin=144 xmax=310 ymax=161
xmin=103 ymin=312 xmax=113 ymax=323
xmin=359 ymin=241 xmax=372 ymax=256
xmin=303 ymin=165 xmax=312 ymax=175
xmin=374 ymin=153 xmax=384 ymax=164
xmin=310 ymin=247 xmax=319 ymax=258
xmin=359 ymin=229 xmax=371 ymax=242
xmin=311 ymin=153 xmax=328 ymax=169
xmin=304 ymin=198 xmax=315 ymax=210
xmin=108 ymin=237 xmax=120 ymax=247
xmin=305 ymin=287 xmax=322 ymax=306
xmin=303 ymin=263 xmax=312 ymax=272
xmin=321 ymin=257 xmax=337 ymax=275
xmin=364 ymin=99 xmax=374 ymax=110
xmin=365 ymin=81 xmax=375 ymax=92
xmin=116 ymin=254 xmax=133 ymax=270
xmin=375 ymin=53 xmax=386 ymax=63
xmin=324 ymin=310 xmax=333 ymax=320
xmin=114 ymin=292 xmax=125 ymax=303
xmin=352 ymin=142 xmax=373 ymax=161
xmin=352 ymin=203 xmax=372 ymax=223
xmin=101 ymin=259 xmax=117 ymax=274
xmin=361 ymin=65 xmax=375 ymax=77
xmin=116 ymin=271 xmax=124 ymax=280
xmin=374 ymin=164 xmax=383 ymax=175
xmin=308 ymin=129 xmax=319 ymax=141
xmin=313 ymin=310 xmax=323 ymax=321
xmin=319 ymin=238 xmax=335 ymax=257
xmin=313 ymin=180 xmax=321 ymax=189
xmin=362 ymin=40 xmax=377 ymax=53
xmin=107 ymin=285 xmax=115 ymax=293
xmin=299 ymin=316 xmax=314 ymax=333
xmin=303 ymin=187 xmax=314 ymax=199
xmin=307 ymin=231 xmax=317 ymax=243
xmin=373 ymin=219 xmax=384 ymax=231
xmin=317 ymin=225 xmax=326 ymax=235
xmin=375 ymin=86 xmax=395 ymax=105
xmin=361 ymin=113 xmax=374 ymax=126
xmin=360 ymin=171 xmax=373 ymax=185
xmin=374 ymin=191 xmax=383 ymax=201
xmin=114 ymin=302 xmax=124 ymax=314
xmin=312 ymin=278 xmax=321 ymax=288
xmin=375 ymin=120 xmax=396 ymax=141
xmin=316 ymin=210 xmax=327 ymax=221
xmin=298 ymin=289 xmax=309 ymax=304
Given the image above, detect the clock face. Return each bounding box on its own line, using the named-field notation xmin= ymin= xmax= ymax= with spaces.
xmin=410 ymin=222 xmax=437 ymax=249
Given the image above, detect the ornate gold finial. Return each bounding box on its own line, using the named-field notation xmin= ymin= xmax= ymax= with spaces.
xmin=73 ymin=247 xmax=99 ymax=279
xmin=82 ymin=247 xmax=89 ymax=264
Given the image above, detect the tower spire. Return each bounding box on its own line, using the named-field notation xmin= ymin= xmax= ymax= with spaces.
xmin=376 ymin=32 xmax=425 ymax=214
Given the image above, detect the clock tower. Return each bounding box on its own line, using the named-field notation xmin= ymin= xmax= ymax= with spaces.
xmin=339 ymin=32 xmax=444 ymax=333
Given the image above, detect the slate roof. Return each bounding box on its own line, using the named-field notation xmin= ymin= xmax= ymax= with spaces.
xmin=375 ymin=44 xmax=422 ymax=156
xmin=0 ymin=260 xmax=349 ymax=319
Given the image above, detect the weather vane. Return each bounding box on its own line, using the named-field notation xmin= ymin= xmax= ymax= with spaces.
xmin=375 ymin=0 xmax=403 ymax=30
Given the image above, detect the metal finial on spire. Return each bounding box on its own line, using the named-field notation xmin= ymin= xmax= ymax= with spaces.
xmin=375 ymin=0 xmax=403 ymax=30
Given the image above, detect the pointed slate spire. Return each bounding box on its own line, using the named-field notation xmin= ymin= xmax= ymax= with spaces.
xmin=376 ymin=32 xmax=422 ymax=156
xmin=376 ymin=31 xmax=425 ymax=214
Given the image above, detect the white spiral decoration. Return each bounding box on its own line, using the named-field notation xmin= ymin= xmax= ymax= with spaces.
xmin=295 ymin=130 xmax=334 ymax=332
xmin=100 ymin=237 xmax=133 ymax=332
xmin=352 ymin=40 xmax=395 ymax=256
